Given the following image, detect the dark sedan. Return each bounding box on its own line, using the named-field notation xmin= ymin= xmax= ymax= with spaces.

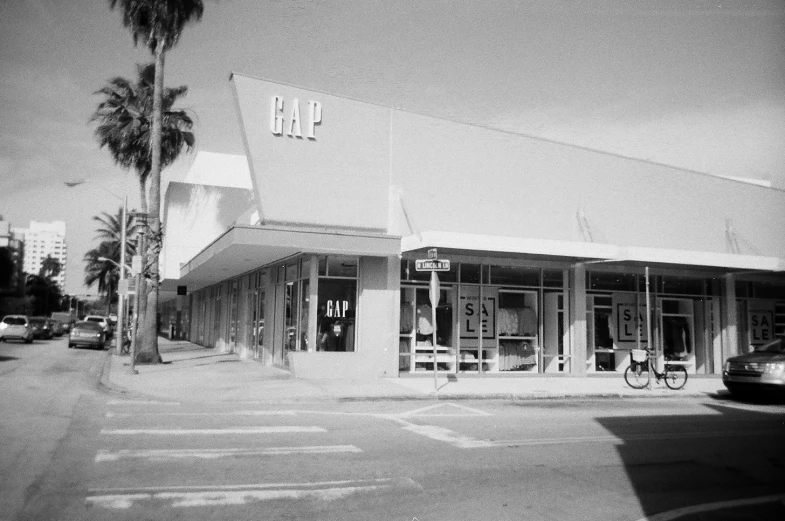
xmin=723 ymin=339 xmax=785 ymax=398
xmin=28 ymin=317 xmax=54 ymax=340
xmin=68 ymin=321 xmax=106 ymax=350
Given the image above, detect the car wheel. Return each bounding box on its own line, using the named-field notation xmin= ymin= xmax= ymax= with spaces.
xmin=68 ymin=343 xmax=74 ymax=349
xmin=25 ymin=338 xmax=33 ymax=344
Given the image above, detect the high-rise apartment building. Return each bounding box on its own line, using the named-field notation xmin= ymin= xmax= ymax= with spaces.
xmin=13 ymin=221 xmax=68 ymax=291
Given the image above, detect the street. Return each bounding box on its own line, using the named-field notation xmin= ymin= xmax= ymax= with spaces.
xmin=3 ymin=336 xmax=785 ymax=521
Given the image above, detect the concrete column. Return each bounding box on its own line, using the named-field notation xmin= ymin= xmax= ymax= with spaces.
xmin=570 ymin=264 xmax=587 ymax=375
xmin=722 ymin=273 xmax=739 ymax=358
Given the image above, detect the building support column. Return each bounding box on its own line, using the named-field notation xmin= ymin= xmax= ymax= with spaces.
xmin=570 ymin=264 xmax=587 ymax=375
xmin=722 ymin=273 xmax=739 ymax=358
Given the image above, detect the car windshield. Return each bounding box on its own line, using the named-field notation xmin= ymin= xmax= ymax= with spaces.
xmin=3 ymin=317 xmax=26 ymax=325
xmin=74 ymin=322 xmax=102 ymax=331
xmin=86 ymin=317 xmax=104 ymax=323
xmin=755 ymin=339 xmax=784 ymax=354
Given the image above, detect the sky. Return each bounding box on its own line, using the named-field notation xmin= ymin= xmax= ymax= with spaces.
xmin=1 ymin=0 xmax=784 ymax=296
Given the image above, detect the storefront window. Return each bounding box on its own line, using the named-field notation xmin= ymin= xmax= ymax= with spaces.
xmin=662 ymin=276 xmax=705 ymax=296
xmin=316 ymin=278 xmax=357 ymax=352
xmin=283 ymin=281 xmax=300 ymax=354
xmin=491 ymin=266 xmax=539 ymax=287
xmin=589 ymin=272 xmax=635 ymax=292
xmin=461 ymin=264 xmax=481 ymax=284
xmin=299 ymin=280 xmax=310 ymax=351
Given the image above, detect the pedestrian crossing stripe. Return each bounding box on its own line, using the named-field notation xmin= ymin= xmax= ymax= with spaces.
xmin=86 ymin=478 xmax=422 ymax=508
xmin=100 ymin=426 xmax=326 ymax=435
xmin=95 ymin=446 xmax=362 ymax=462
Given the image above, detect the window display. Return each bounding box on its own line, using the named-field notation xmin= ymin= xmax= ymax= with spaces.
xmin=316 ymin=278 xmax=356 ymax=352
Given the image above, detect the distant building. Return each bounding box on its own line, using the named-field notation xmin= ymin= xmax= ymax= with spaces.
xmin=13 ymin=221 xmax=68 ymax=291
xmin=0 ymin=218 xmax=25 ymax=294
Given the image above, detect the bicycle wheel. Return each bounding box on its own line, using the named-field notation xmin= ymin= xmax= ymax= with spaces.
xmin=664 ymin=365 xmax=688 ymax=390
xmin=624 ymin=363 xmax=649 ymax=389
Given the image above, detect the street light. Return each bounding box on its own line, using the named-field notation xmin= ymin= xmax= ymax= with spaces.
xmin=97 ymin=257 xmax=133 ymax=272
xmin=65 ymin=180 xmax=128 ymax=360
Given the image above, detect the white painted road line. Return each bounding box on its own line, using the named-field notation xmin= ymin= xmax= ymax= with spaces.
xmin=398 ymin=403 xmax=493 ymax=418
xmin=106 ymin=410 xmax=297 ymax=418
xmin=100 ymin=426 xmax=326 ymax=435
xmin=106 ymin=400 xmax=180 ymax=406
xmin=86 ymin=478 xmax=422 ymax=509
xmin=402 ymin=424 xmax=495 ymax=449
xmin=95 ymin=445 xmax=363 ymax=462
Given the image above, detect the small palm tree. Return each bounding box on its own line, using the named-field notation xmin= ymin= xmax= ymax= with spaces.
xmin=92 ymin=207 xmax=142 ymax=264
xmin=39 ymin=255 xmax=62 ymax=281
xmin=108 ymin=0 xmax=204 ymax=364
xmin=84 ymin=242 xmax=120 ymax=311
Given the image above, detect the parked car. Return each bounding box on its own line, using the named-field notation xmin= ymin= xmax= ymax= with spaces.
xmin=50 ymin=319 xmax=64 ymax=337
xmin=68 ymin=321 xmax=106 ymax=350
xmin=723 ymin=339 xmax=785 ymax=398
xmin=84 ymin=315 xmax=112 ymax=338
xmin=51 ymin=312 xmax=75 ymax=333
xmin=0 ymin=315 xmax=34 ymax=343
xmin=28 ymin=316 xmax=54 ymax=340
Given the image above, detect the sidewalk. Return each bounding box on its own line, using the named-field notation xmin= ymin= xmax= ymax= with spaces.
xmin=102 ymin=336 xmax=728 ymax=404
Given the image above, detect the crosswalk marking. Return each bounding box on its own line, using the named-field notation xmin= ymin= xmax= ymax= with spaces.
xmin=106 ymin=400 xmax=180 ymax=406
xmin=397 ymin=403 xmax=493 ymax=418
xmin=106 ymin=410 xmax=297 ymax=418
xmin=101 ymin=426 xmax=326 ymax=435
xmin=86 ymin=478 xmax=422 ymax=509
xmin=402 ymin=424 xmax=495 ymax=448
xmin=95 ymin=445 xmax=362 ymax=462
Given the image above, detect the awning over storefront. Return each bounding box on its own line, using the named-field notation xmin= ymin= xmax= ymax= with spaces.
xmin=402 ymin=230 xmax=785 ymax=273
xmin=170 ymin=224 xmax=400 ymax=293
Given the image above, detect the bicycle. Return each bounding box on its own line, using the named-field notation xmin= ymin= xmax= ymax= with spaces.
xmin=624 ymin=348 xmax=688 ymax=390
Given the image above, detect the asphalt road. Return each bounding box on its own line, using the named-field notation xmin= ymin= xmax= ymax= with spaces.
xmin=2 ymin=336 xmax=784 ymax=521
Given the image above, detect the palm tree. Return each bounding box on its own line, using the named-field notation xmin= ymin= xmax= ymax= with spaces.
xmin=39 ymin=255 xmax=62 ymax=281
xmin=91 ymin=63 xmax=195 ymax=362
xmin=91 ymin=63 xmax=195 ymax=217
xmin=84 ymin=242 xmax=119 ymax=311
xmin=92 ymin=207 xmax=143 ymax=265
xmin=108 ymin=0 xmax=204 ymax=364
xmin=84 ymin=207 xmax=142 ymax=315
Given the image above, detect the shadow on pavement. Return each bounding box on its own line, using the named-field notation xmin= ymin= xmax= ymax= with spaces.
xmin=595 ymin=399 xmax=785 ymax=520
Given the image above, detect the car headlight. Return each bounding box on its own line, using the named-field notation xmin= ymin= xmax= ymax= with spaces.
xmin=0 ymin=323 xmax=7 ymax=330
xmin=763 ymin=362 xmax=785 ymax=374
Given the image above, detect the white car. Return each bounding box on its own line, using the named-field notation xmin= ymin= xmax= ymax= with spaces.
xmin=0 ymin=315 xmax=34 ymax=343
xmin=84 ymin=315 xmax=112 ymax=338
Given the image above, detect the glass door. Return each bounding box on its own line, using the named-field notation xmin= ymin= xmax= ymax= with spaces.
xmin=399 ymin=285 xmax=456 ymax=373
xmin=658 ymin=298 xmax=696 ymax=374
xmin=497 ymin=289 xmax=538 ymax=372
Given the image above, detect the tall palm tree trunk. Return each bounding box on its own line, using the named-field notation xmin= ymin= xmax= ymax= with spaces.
xmin=134 ymin=174 xmax=149 ymax=355
xmin=137 ymin=42 xmax=165 ymax=364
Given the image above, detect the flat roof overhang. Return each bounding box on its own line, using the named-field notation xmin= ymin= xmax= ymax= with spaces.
xmin=402 ymin=231 xmax=785 ymax=275
xmin=162 ymin=225 xmax=401 ymax=295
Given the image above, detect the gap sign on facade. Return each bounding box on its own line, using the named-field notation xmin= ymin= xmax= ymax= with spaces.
xmin=270 ymin=96 xmax=322 ymax=139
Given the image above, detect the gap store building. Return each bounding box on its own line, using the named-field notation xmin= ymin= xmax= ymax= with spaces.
xmin=158 ymin=74 xmax=785 ymax=379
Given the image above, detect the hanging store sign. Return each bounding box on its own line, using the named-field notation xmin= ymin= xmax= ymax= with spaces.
xmin=460 ymin=287 xmax=496 ymax=340
xmin=270 ymin=96 xmax=322 ymax=139
xmin=615 ymin=302 xmax=648 ymax=343
xmin=749 ymin=309 xmax=775 ymax=345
